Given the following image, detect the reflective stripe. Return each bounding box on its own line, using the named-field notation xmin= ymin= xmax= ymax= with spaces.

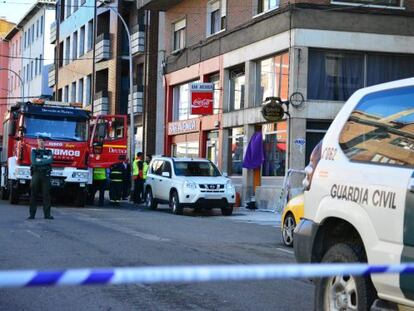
xmin=93 ymin=168 xmax=106 ymax=181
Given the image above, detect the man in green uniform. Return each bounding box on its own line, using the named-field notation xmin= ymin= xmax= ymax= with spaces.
xmin=88 ymin=167 xmax=106 ymax=206
xmin=28 ymin=137 xmax=54 ymax=220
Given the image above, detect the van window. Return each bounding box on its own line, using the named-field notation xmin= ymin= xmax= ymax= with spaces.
xmin=152 ymin=160 xmax=164 ymax=175
xmin=339 ymin=86 xmax=414 ymax=168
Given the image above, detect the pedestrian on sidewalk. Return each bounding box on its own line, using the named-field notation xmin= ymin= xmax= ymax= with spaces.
xmin=132 ymin=152 xmax=144 ymax=203
xmin=28 ymin=136 xmax=54 ymax=220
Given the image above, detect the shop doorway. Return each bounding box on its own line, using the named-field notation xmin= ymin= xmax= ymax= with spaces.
xmin=305 ymin=120 xmax=331 ymax=163
xmin=206 ymin=131 xmax=219 ymax=166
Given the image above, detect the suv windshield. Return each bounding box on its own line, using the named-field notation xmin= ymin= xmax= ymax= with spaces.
xmin=24 ymin=115 xmax=88 ymax=141
xmin=174 ymin=161 xmax=221 ymax=177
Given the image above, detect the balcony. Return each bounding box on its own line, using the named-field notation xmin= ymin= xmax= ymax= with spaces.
xmin=48 ymin=64 xmax=55 ymax=88
xmin=128 ymin=85 xmax=143 ymax=114
xmin=50 ymin=21 xmax=56 ymax=44
xmin=138 ymin=0 xmax=182 ymax=10
xmin=93 ymin=90 xmax=109 ymax=115
xmin=131 ymin=24 xmax=145 ymax=55
xmin=95 ymin=33 xmax=111 ymax=62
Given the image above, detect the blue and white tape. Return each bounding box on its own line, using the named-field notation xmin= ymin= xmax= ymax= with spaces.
xmin=1 ymin=263 xmax=414 ymax=288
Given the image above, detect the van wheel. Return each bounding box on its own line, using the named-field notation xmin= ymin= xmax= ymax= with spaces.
xmin=145 ymin=188 xmax=157 ymax=210
xmin=170 ymin=191 xmax=183 ymax=215
xmin=282 ymin=213 xmax=296 ymax=247
xmin=9 ymin=181 xmax=19 ymax=205
xmin=315 ymin=243 xmax=377 ymax=311
xmin=221 ymin=205 xmax=233 ymax=216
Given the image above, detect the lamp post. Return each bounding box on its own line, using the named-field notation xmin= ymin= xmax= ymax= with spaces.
xmin=0 ymin=68 xmax=25 ymax=103
xmin=100 ymin=2 xmax=135 ymax=191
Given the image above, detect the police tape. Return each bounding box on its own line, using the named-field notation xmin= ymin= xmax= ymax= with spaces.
xmin=1 ymin=263 xmax=414 ymax=288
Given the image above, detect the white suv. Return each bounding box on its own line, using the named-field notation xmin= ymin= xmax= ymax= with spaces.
xmin=294 ymin=78 xmax=414 ymax=310
xmin=144 ymin=157 xmax=236 ymax=216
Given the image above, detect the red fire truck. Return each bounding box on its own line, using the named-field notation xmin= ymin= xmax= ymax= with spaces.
xmin=0 ymin=100 xmax=128 ymax=207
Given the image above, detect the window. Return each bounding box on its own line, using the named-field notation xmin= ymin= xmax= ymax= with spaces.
xmin=35 ymin=58 xmax=38 ymax=76
xmin=39 ymin=54 xmax=42 ymax=74
xmin=72 ymin=31 xmax=78 ymax=60
xmin=173 ymin=81 xmax=199 ymax=121
xmin=339 ymin=86 xmax=414 ymax=168
xmin=40 ymin=15 xmax=43 ymax=35
xmin=79 ymin=26 xmax=85 ymax=56
xmin=209 ymin=74 xmax=220 ymax=115
xmin=207 ymin=0 xmax=226 ymax=35
xmin=308 ymin=49 xmax=414 ymax=101
xmin=36 ymin=20 xmax=39 ymax=38
xmin=71 ymin=82 xmax=76 ymax=102
xmin=73 ymin=0 xmax=78 ymax=12
xmin=28 ymin=29 xmax=31 ymax=47
xmin=85 ymin=74 xmax=91 ymax=104
xmin=30 ymin=61 xmax=34 ymax=80
xmin=65 ymin=37 xmax=70 ymax=65
xmin=66 ymin=0 xmax=72 ymax=18
xmin=229 ymin=67 xmax=245 ymax=111
xmin=172 ymin=142 xmax=200 ymax=158
xmin=162 ymin=161 xmax=172 ymax=177
xmin=331 ymin=0 xmax=401 ymax=7
xmin=257 ymin=0 xmax=279 ymax=14
xmin=151 ymin=160 xmax=164 ymax=176
xmin=174 ymin=161 xmax=221 ymax=177
xmin=173 ymin=19 xmax=186 ymax=51
xmin=64 ymin=85 xmax=69 ymax=102
xmin=87 ymin=20 xmax=93 ymax=51
xmin=228 ymin=127 xmax=244 ymax=176
xmin=262 ymin=122 xmax=287 ymax=176
xmin=257 ymin=51 xmax=289 ymax=104
xmin=78 ymin=78 xmax=84 ymax=103
xmin=308 ymin=50 xmax=364 ymax=101
xmin=31 ymin=24 xmax=35 ymax=43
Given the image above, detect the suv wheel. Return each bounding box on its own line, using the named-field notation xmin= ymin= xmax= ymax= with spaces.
xmin=221 ymin=205 xmax=233 ymax=216
xmin=315 ymin=243 xmax=377 ymax=311
xmin=170 ymin=191 xmax=183 ymax=215
xmin=146 ymin=188 xmax=157 ymax=210
xmin=282 ymin=213 xmax=296 ymax=247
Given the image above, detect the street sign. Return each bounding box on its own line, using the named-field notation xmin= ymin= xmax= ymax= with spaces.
xmin=190 ymin=83 xmax=214 ymax=115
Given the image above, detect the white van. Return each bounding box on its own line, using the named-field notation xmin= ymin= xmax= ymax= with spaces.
xmin=294 ymin=78 xmax=414 ymax=310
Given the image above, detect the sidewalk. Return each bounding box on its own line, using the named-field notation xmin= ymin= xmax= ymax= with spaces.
xmin=220 ymin=207 xmax=281 ymax=228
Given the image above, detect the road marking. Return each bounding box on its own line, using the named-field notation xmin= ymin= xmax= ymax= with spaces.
xmin=277 ymin=247 xmax=294 ymax=255
xmin=26 ymin=230 xmax=41 ymax=239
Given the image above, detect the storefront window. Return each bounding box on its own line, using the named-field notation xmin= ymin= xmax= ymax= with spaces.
xmin=228 ymin=127 xmax=244 ymax=175
xmin=262 ymin=122 xmax=286 ymax=176
xmin=173 ymin=81 xmax=199 ymax=121
xmin=229 ymin=67 xmax=245 ymax=111
xmin=209 ymin=74 xmax=220 ymax=115
xmin=207 ymin=131 xmax=219 ymax=166
xmin=172 ymin=141 xmax=199 ymax=158
xmin=257 ymin=51 xmax=289 ymax=104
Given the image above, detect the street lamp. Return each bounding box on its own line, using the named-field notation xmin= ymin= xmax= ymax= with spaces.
xmin=0 ymin=68 xmax=25 ymax=103
xmin=99 ymin=1 xmax=135 ymax=191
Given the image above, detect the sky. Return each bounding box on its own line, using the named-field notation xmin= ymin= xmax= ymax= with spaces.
xmin=0 ymin=0 xmax=36 ymax=24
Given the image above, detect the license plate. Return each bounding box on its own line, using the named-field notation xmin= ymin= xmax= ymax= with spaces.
xmin=206 ymin=193 xmax=221 ymax=199
xmin=51 ymin=179 xmax=61 ymax=186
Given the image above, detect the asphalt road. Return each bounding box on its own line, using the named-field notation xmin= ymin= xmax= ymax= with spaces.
xmin=0 ymin=201 xmax=314 ymax=310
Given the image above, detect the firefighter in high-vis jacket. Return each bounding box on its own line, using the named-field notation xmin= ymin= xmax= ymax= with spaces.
xmin=109 ymin=162 xmax=124 ymax=205
xmin=89 ymin=167 xmax=106 ymax=206
xmin=132 ymin=152 xmax=149 ymax=204
xmin=28 ymin=137 xmax=54 ymax=220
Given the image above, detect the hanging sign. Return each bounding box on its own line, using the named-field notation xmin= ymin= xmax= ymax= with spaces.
xmin=190 ymin=83 xmax=214 ymax=115
xmin=261 ymin=97 xmax=285 ymax=122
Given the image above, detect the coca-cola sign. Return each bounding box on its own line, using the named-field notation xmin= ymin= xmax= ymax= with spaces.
xmin=190 ymin=83 xmax=214 ymax=115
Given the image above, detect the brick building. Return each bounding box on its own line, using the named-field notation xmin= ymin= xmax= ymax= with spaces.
xmin=141 ymin=0 xmax=414 ymax=207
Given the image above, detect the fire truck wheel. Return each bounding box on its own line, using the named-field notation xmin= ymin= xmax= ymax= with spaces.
xmin=9 ymin=181 xmax=19 ymax=205
xmin=74 ymin=188 xmax=86 ymax=207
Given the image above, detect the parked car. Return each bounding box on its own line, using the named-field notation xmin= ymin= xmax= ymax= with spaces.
xmin=144 ymin=157 xmax=236 ymax=216
xmin=281 ymin=194 xmax=304 ymax=247
xmin=294 ymin=78 xmax=414 ymax=310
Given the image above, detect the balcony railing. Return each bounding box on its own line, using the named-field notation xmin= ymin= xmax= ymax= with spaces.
xmin=131 ymin=24 xmax=145 ymax=55
xmin=50 ymin=21 xmax=56 ymax=44
xmin=95 ymin=33 xmax=111 ymax=62
xmin=48 ymin=64 xmax=55 ymax=88
xmin=93 ymin=90 xmax=109 ymax=115
xmin=128 ymin=85 xmax=143 ymax=114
